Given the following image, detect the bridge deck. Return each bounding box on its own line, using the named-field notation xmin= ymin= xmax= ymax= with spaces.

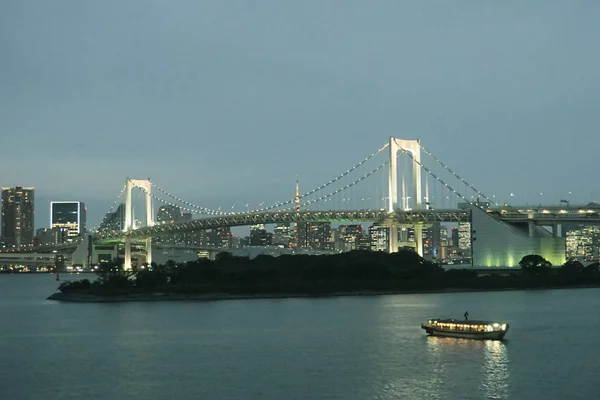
xmin=34 ymin=204 xmax=600 ymax=245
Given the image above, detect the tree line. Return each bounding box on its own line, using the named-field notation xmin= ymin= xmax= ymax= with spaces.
xmin=56 ymin=251 xmax=600 ymax=297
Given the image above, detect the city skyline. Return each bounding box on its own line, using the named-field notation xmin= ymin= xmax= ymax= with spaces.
xmin=2 ymin=171 xmax=600 ymax=233
xmin=2 ymin=1 xmax=600 ymax=229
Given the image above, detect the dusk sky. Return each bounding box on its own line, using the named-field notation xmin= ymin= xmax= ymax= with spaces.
xmin=2 ymin=1 xmax=599 ymax=229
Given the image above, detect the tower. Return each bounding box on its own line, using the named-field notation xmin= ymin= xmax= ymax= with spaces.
xmin=123 ymin=178 xmax=154 ymax=270
xmin=387 ymin=137 xmax=423 ymax=255
xmin=295 ymin=176 xmax=301 ymax=212
xmin=293 ymin=176 xmax=306 ymax=249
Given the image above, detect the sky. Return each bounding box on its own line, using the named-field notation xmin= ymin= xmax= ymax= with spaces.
xmin=1 ymin=1 xmax=600 ymax=230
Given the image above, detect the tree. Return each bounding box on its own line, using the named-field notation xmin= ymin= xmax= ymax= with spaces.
xmin=583 ymin=261 xmax=600 ymax=277
xmin=519 ymin=254 xmax=552 ymax=276
xmin=96 ymin=257 xmax=135 ymax=283
xmin=560 ymin=260 xmax=584 ymax=274
xmin=557 ymin=260 xmax=584 ymax=283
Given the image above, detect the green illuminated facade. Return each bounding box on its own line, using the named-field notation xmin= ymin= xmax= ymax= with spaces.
xmin=467 ymin=205 xmax=566 ymax=267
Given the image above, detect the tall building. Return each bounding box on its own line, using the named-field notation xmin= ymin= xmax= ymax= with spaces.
xmin=336 ymin=224 xmax=365 ymax=252
xmin=250 ymin=224 xmax=269 ymax=246
xmin=301 ymin=222 xmax=332 ymax=250
xmin=34 ymin=227 xmax=65 ymax=247
xmin=1 ymin=186 xmax=35 ymax=247
xmin=50 ymin=201 xmax=86 ymax=240
xmin=565 ymin=226 xmax=600 ymax=261
xmin=156 ymin=205 xmax=181 ymax=224
xmin=99 ymin=203 xmax=125 ymax=233
xmin=450 ymin=227 xmax=459 ymax=248
xmin=422 ymin=222 xmax=441 ymax=260
xmin=210 ymin=226 xmax=232 ymax=249
xmin=272 ymin=223 xmax=291 ymax=247
xmin=368 ymin=223 xmax=389 ymax=252
xmin=155 ymin=205 xmax=182 ymax=245
xmin=458 ymin=222 xmax=471 ymax=251
xmin=178 ymin=212 xmax=207 ymax=246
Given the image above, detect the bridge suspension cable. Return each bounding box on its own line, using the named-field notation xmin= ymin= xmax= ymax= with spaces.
xmin=136 ymin=185 xmax=229 ymax=216
xmin=249 ymin=142 xmax=389 ymax=212
xmin=298 ymin=162 xmax=388 ymax=209
xmin=151 ymin=184 xmax=229 ymax=215
xmin=400 ymin=149 xmax=479 ymax=207
xmin=149 ymin=142 xmax=389 ymax=215
xmin=418 ymin=143 xmax=494 ymax=204
xmin=94 ymin=185 xmax=126 ymax=233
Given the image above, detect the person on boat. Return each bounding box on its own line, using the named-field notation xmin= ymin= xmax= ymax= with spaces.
xmin=464 ymin=311 xmax=469 ymax=320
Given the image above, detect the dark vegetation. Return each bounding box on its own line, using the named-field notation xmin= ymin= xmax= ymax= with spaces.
xmin=55 ymin=251 xmax=600 ymax=298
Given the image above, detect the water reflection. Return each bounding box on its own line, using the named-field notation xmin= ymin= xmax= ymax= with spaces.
xmin=425 ymin=337 xmax=509 ymax=399
xmin=481 ymin=340 xmax=509 ymax=399
xmin=421 ymin=337 xmax=447 ymax=400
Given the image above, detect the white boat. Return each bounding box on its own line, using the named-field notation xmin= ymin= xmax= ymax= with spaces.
xmin=421 ymin=318 xmax=509 ymax=340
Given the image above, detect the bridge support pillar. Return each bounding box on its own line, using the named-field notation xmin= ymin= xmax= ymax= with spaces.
xmin=146 ymin=237 xmax=152 ymax=265
xmin=528 ymin=221 xmax=536 ymax=238
xmin=124 ymin=236 xmax=132 ymax=270
xmin=552 ymin=224 xmax=562 ymax=238
xmin=388 ymin=222 xmax=398 ymax=253
xmin=414 ymin=224 xmax=423 ymax=256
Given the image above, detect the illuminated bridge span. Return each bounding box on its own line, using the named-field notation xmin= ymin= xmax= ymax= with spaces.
xmin=487 ymin=208 xmax=600 ymax=224
xmin=75 ymin=137 xmax=597 ymax=269
xmin=95 ymin=206 xmax=600 ymax=242
xmin=0 ymin=253 xmax=69 ymax=266
xmin=97 ymin=209 xmax=471 ymax=240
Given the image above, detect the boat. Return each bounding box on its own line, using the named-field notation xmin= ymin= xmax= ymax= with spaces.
xmin=421 ymin=318 xmax=509 ymax=340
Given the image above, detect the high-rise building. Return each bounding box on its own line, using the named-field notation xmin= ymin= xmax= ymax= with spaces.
xmin=458 ymin=222 xmax=471 ymax=250
xmin=301 ymin=222 xmax=332 ymax=250
xmin=155 ymin=205 xmax=182 ymax=245
xmin=450 ymin=227 xmax=459 ymax=248
xmin=439 ymin=225 xmax=449 ymax=247
xmin=368 ymin=223 xmax=389 ymax=252
xmin=34 ymin=227 xmax=65 ymax=247
xmin=210 ymin=226 xmax=232 ymax=249
xmin=177 ymin=212 xmax=206 ymax=246
xmin=156 ymin=205 xmax=181 ymax=224
xmin=566 ymin=226 xmax=600 ymax=261
xmin=50 ymin=201 xmax=86 ymax=240
xmin=336 ymin=224 xmax=365 ymax=252
xmin=272 ymin=223 xmax=291 ymax=247
xmin=1 ymin=186 xmax=35 ymax=247
xmin=99 ymin=203 xmax=125 ymax=233
xmin=422 ymin=222 xmax=441 ymax=259
xmin=250 ymin=224 xmax=269 ymax=246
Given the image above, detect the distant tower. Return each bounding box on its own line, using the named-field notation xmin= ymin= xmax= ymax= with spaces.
xmin=294 ymin=175 xmax=301 ymax=212
xmin=292 ymin=176 xmax=305 ymax=249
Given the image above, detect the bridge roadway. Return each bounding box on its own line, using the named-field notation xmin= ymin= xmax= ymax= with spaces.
xmin=0 ymin=253 xmax=69 ymax=265
xmin=31 ymin=204 xmax=600 ymax=246
xmin=96 ymin=209 xmax=470 ymax=240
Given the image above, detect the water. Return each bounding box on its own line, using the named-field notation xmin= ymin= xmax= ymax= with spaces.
xmin=1 ymin=274 xmax=599 ymax=399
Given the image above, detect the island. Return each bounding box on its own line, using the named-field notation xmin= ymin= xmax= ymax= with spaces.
xmin=48 ymin=251 xmax=600 ymax=303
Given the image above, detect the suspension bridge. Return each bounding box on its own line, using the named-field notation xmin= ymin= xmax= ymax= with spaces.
xmin=69 ymin=137 xmax=599 ymax=269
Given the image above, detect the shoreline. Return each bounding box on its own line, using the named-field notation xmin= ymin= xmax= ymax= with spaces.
xmin=47 ymin=284 xmax=600 ymax=303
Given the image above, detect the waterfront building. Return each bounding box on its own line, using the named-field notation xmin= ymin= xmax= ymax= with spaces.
xmin=1 ymin=186 xmax=35 ymax=247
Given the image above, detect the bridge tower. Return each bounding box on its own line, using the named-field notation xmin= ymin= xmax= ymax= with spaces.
xmin=387 ymin=137 xmax=423 ymax=255
xmin=124 ymin=178 xmax=154 ymax=270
